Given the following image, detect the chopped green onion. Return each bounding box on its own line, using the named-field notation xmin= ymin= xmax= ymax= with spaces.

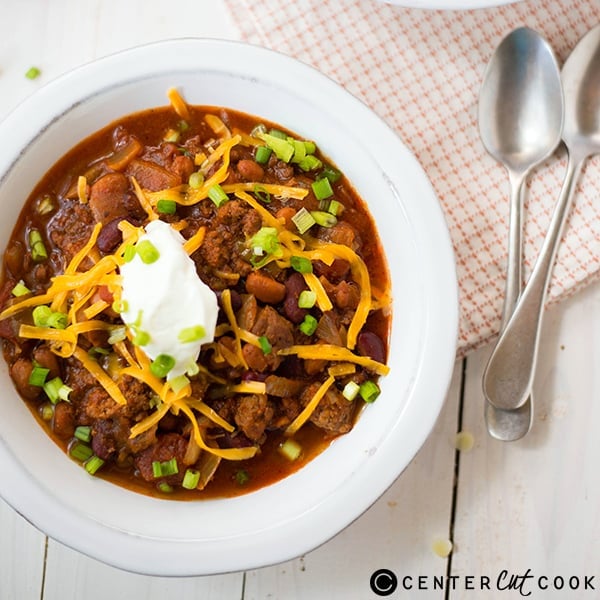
xmin=123 ymin=244 xmax=136 ymax=262
xmin=25 ymin=66 xmax=41 ymax=80
xmin=136 ymin=240 xmax=160 ymax=264
xmin=342 ymin=381 xmax=361 ymax=401
xmin=32 ymin=305 xmax=52 ymax=327
xmin=258 ymin=335 xmax=272 ymax=355
xmin=188 ymin=171 xmax=205 ymax=189
xmin=208 ymin=183 xmax=228 ymax=207
xmin=310 ymin=210 xmax=338 ymax=228
xmin=107 ymin=326 xmax=127 ymax=345
xmin=289 ymin=138 xmax=306 ymax=164
xmin=74 ymin=425 xmax=92 ymax=443
xmin=257 ymin=133 xmax=294 ymax=162
xmin=69 ymin=441 xmax=93 ymax=462
xmin=111 ymin=299 xmax=128 ymax=314
xmin=29 ymin=229 xmax=48 ymax=262
xmin=163 ymin=128 xmax=180 ymax=143
xmin=235 ymin=469 xmax=250 ymax=486
xmin=186 ymin=362 xmax=200 ymax=376
xmin=150 ymin=354 xmax=176 ymax=378
xmin=269 ymin=129 xmax=287 ymax=139
xmin=152 ymin=461 xmax=163 ymax=479
xmin=57 ymin=383 xmax=72 ymax=403
xmin=327 ymin=199 xmax=342 ymax=216
xmin=132 ymin=330 xmax=150 ymax=346
xmin=156 ymin=199 xmax=177 ymax=214
xmin=182 ymin=468 xmax=200 ymax=490
xmin=303 ymin=140 xmax=317 ymax=154
xmin=170 ymin=374 xmax=190 ymax=393
xmin=46 ymin=311 xmax=68 ymax=330
xmin=249 ymin=227 xmax=281 ymax=257
xmin=298 ymin=155 xmax=322 ymax=171
xmin=162 ymin=457 xmax=179 ymax=476
xmin=28 ymin=366 xmax=49 ymax=387
xmin=11 ymin=281 xmax=31 ymax=297
xmin=39 ymin=402 xmax=54 ymax=421
xmin=311 ymin=177 xmax=334 ymax=201
xmin=279 ymin=438 xmax=302 ymax=461
xmin=178 ymin=325 xmax=206 ymax=343
xmin=250 ymin=123 xmax=267 ymax=138
xmin=254 ymin=145 xmax=272 ymax=165
xmin=253 ymin=184 xmax=271 ymax=203
xmin=158 ymin=482 xmax=174 ymax=493
xmin=88 ymin=347 xmax=109 ymax=358
xmin=36 ymin=195 xmax=54 ymax=215
xmin=291 ymin=207 xmax=316 ymax=234
xmin=178 ymin=120 xmax=189 ymax=132
xmin=320 ymin=165 xmax=342 ymax=183
xmin=84 ymin=455 xmax=105 ymax=475
xmin=299 ymin=314 xmax=318 ymax=336
xmin=43 ymin=377 xmax=64 ymax=403
xmin=298 ymin=290 xmax=316 ymax=309
xmin=290 ymin=255 xmax=313 ymax=274
xmin=359 ymin=380 xmax=381 ymax=403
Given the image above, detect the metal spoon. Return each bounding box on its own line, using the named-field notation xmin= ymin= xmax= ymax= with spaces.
xmin=483 ymin=24 xmax=600 ymax=412
xmin=478 ymin=27 xmax=563 ymax=440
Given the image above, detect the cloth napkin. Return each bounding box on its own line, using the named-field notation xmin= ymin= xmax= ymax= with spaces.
xmin=226 ymin=0 xmax=600 ymax=357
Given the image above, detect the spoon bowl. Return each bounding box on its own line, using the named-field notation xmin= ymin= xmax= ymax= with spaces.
xmin=479 ymin=27 xmax=563 ymax=439
xmin=483 ymin=24 xmax=600 ymax=413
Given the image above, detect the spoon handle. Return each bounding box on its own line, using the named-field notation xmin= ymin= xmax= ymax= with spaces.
xmin=483 ymin=151 xmax=584 ymax=411
xmin=485 ymin=170 xmax=533 ymax=440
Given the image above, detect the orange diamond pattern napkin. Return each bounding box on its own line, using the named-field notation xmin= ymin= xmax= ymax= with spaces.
xmin=226 ymin=0 xmax=600 ymax=357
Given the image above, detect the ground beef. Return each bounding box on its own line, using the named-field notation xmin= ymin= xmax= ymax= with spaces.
xmin=47 ymin=200 xmax=95 ymax=261
xmin=303 ymin=382 xmax=356 ymax=435
xmin=233 ymin=394 xmax=274 ymax=442
xmin=134 ymin=432 xmax=189 ymax=483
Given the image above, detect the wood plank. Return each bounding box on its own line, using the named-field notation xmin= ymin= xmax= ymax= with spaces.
xmin=42 ymin=540 xmax=243 ymax=600
xmin=0 ymin=497 xmax=46 ymax=600
xmin=451 ymin=280 xmax=600 ymax=598
xmin=244 ymin=361 xmax=463 ymax=600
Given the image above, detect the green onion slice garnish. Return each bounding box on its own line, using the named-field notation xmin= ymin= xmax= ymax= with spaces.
xmin=298 ymin=290 xmax=317 ymax=309
xmin=342 ymin=381 xmax=361 ymax=401
xmin=150 ymin=354 xmax=176 ymax=378
xmin=69 ymin=441 xmax=93 ymax=462
xmin=278 ymin=438 xmax=302 ymax=461
xmin=257 ymin=133 xmax=294 ymax=162
xmin=299 ymin=314 xmax=318 ymax=336
xmin=156 ymin=199 xmax=177 ymax=214
xmin=84 ymin=455 xmax=105 ymax=475
xmin=298 ymin=155 xmax=323 ymax=172
xmin=254 ymin=146 xmax=272 ymax=165
xmin=291 ymin=207 xmax=316 ymax=235
xmin=74 ymin=425 xmax=92 ymax=443
xmin=208 ymin=183 xmax=228 ymax=207
xmin=320 ymin=165 xmax=342 ymax=183
xmin=258 ymin=335 xmax=272 ymax=355
xmin=11 ymin=281 xmax=31 ymax=297
xmin=29 ymin=229 xmax=48 ymax=262
xmin=188 ymin=171 xmax=205 ymax=189
xmin=169 ymin=374 xmax=190 ymax=393
xmin=136 ymin=240 xmax=160 ymax=264
xmin=25 ymin=66 xmax=41 ymax=80
xmin=328 ymin=199 xmax=342 ymax=216
xmin=123 ymin=244 xmax=136 ymax=262
xmin=182 ymin=468 xmax=200 ymax=490
xmin=249 ymin=227 xmax=282 ymax=258
xmin=310 ymin=210 xmax=338 ymax=228
xmin=235 ymin=469 xmax=250 ymax=486
xmin=311 ymin=177 xmax=334 ymax=201
xmin=253 ymin=184 xmax=271 ymax=203
xmin=178 ymin=325 xmax=206 ymax=344
xmin=28 ymin=366 xmax=50 ymax=387
xmin=290 ymin=255 xmax=313 ymax=274
xmin=359 ymin=380 xmax=381 ymax=403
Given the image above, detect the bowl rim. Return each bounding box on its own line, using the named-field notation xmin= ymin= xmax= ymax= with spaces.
xmin=0 ymin=37 xmax=458 ymax=575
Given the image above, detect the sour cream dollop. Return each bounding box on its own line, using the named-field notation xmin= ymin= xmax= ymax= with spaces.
xmin=120 ymin=219 xmax=218 ymax=379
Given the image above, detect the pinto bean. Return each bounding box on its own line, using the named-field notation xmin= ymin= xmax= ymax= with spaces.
xmin=275 ymin=206 xmax=296 ymax=230
xmin=246 ymin=271 xmax=286 ymax=304
xmin=283 ymin=273 xmax=308 ymax=324
xmin=171 ymin=155 xmax=195 ymax=182
xmin=52 ymin=401 xmax=75 ymax=439
xmin=89 ymin=173 xmax=130 ymax=224
xmin=9 ymin=358 xmax=41 ymax=400
xmin=4 ymin=242 xmax=24 ymax=277
xmin=357 ymin=331 xmax=386 ymax=364
xmin=237 ymin=159 xmax=264 ymax=182
xmin=33 ymin=345 xmax=61 ymax=379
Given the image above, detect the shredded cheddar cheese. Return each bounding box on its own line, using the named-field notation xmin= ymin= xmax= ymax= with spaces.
xmin=286 ymin=375 xmax=335 ymax=436
xmin=167 ymin=87 xmax=191 ymax=121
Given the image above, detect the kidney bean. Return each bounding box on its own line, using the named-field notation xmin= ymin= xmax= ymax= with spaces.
xmin=4 ymin=242 xmax=24 ymax=277
xmin=237 ymin=159 xmax=264 ymax=182
xmin=96 ymin=217 xmax=124 ymax=253
xmin=356 ymin=331 xmax=386 ymax=364
xmin=283 ymin=273 xmax=308 ymax=324
xmin=246 ymin=271 xmax=286 ymax=304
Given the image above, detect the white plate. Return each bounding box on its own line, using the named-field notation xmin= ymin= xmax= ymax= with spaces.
xmin=0 ymin=38 xmax=458 ymax=575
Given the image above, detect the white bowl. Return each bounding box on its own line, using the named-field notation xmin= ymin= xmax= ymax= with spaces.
xmin=0 ymin=39 xmax=458 ymax=576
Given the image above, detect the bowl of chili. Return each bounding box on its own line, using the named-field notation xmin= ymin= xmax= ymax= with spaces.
xmin=0 ymin=38 xmax=457 ymax=575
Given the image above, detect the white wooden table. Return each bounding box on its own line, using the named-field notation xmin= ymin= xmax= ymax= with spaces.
xmin=1 ymin=2 xmax=598 ymax=598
